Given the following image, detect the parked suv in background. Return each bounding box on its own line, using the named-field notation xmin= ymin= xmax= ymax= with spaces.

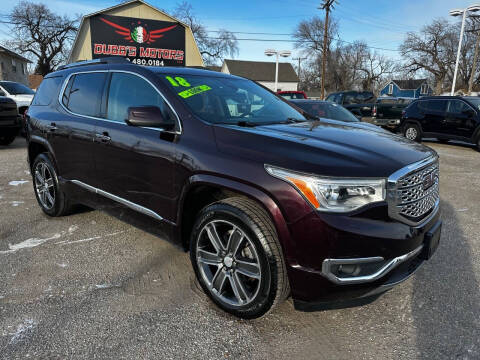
xmin=0 ymin=81 xmax=35 ymax=115
xmin=26 ymin=58 xmax=442 ymax=318
xmin=401 ymin=96 xmax=480 ymax=150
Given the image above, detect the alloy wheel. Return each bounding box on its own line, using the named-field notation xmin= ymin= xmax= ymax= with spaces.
xmin=34 ymin=162 xmax=55 ymax=210
xmin=196 ymin=220 xmax=262 ymax=307
xmin=405 ymin=127 xmax=417 ymax=140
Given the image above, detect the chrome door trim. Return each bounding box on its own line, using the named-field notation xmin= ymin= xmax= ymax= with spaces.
xmin=57 ymin=69 xmax=182 ymax=135
xmin=70 ymin=180 xmax=175 ymax=225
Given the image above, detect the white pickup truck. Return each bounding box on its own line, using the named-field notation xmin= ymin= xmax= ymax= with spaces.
xmin=0 ymin=81 xmax=35 ymax=115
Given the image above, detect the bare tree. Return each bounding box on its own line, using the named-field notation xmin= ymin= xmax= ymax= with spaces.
xmin=6 ymin=1 xmax=78 ymax=75
xmin=293 ymin=16 xmax=339 ymax=57
xmin=173 ymin=1 xmax=238 ymax=65
xmin=359 ymin=51 xmax=398 ymax=92
xmin=400 ymin=19 xmax=457 ymax=94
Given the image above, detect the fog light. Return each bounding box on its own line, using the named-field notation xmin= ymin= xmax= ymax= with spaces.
xmin=337 ymin=264 xmax=361 ymax=276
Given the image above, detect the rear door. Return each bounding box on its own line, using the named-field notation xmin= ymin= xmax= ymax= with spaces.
xmin=445 ymin=99 xmax=477 ymax=139
xmin=418 ymin=99 xmax=447 ymax=134
xmin=93 ymin=71 xmax=178 ymax=222
xmin=55 ymin=71 xmax=107 ymax=183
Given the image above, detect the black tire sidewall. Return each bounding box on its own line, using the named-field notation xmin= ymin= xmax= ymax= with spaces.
xmin=190 ymin=203 xmax=276 ymax=319
xmin=404 ymin=123 xmax=421 ymax=142
xmin=32 ymin=153 xmax=64 ymax=217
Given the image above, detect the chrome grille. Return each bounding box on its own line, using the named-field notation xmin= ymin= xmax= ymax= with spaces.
xmin=388 ymin=157 xmax=439 ymax=225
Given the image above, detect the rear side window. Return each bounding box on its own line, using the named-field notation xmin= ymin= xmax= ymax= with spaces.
xmin=106 ymin=72 xmax=176 ymax=125
xmin=31 ymin=77 xmax=63 ymax=106
xmin=62 ymin=72 xmax=107 ymax=117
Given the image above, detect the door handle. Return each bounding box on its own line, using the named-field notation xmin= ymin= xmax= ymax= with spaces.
xmin=95 ymin=132 xmax=111 ymax=143
xmin=47 ymin=123 xmax=57 ymax=132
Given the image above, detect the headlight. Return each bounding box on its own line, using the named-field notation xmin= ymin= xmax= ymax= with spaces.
xmin=265 ymin=165 xmax=386 ymax=213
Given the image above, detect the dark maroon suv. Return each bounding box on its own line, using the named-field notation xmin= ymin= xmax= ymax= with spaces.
xmin=25 ymin=58 xmax=442 ymax=318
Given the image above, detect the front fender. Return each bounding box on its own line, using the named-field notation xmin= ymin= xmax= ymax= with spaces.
xmin=177 ymin=173 xmax=299 ymax=267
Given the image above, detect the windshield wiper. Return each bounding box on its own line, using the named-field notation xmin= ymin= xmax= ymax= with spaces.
xmin=236 ymin=120 xmax=259 ymax=127
xmin=276 ymin=118 xmax=308 ymax=124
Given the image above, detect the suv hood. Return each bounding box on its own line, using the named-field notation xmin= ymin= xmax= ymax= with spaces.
xmin=214 ymin=121 xmax=435 ymax=178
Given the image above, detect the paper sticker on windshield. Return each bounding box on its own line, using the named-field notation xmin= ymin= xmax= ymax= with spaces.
xmin=178 ymin=85 xmax=211 ymax=99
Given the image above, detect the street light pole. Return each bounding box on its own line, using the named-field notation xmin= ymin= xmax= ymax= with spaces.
xmin=450 ymin=5 xmax=480 ymax=95
xmin=451 ymin=10 xmax=467 ymax=96
xmin=265 ymin=49 xmax=292 ymax=92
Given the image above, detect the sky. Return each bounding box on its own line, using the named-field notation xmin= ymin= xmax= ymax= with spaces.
xmin=0 ymin=0 xmax=475 ymax=65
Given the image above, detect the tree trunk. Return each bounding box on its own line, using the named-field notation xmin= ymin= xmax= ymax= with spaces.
xmin=434 ymin=77 xmax=444 ymax=95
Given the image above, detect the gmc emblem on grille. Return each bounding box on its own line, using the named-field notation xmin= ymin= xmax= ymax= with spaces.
xmin=422 ymin=172 xmax=436 ymax=190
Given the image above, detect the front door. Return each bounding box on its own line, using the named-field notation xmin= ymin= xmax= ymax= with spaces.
xmin=93 ymin=71 xmax=178 ymax=223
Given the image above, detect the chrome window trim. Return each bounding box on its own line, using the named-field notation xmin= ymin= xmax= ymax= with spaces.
xmin=70 ymin=180 xmax=175 ymax=226
xmin=321 ymin=244 xmax=423 ymax=285
xmin=57 ymin=69 xmax=182 ymax=135
xmin=387 ymin=155 xmax=439 ymax=226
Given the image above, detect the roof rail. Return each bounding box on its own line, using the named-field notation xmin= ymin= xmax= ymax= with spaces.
xmin=59 ymin=57 xmax=131 ymax=70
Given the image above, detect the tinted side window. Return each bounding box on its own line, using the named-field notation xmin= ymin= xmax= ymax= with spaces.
xmin=326 ymin=94 xmax=335 ymax=102
xmin=106 ymin=72 xmax=175 ymax=125
xmin=63 ymin=72 xmax=107 ymax=117
xmin=447 ymin=100 xmax=471 ymax=114
xmin=426 ymin=100 xmax=446 ymax=113
xmin=31 ymin=77 xmax=63 ymax=106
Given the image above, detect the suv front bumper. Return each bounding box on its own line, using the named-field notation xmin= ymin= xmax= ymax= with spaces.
xmin=285 ymin=203 xmax=441 ymax=309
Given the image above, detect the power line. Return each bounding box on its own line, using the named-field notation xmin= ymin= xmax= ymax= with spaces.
xmin=205 ymin=36 xmax=400 ymax=52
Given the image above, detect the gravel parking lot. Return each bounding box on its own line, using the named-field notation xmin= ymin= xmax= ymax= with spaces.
xmin=0 ymin=137 xmax=479 ymax=360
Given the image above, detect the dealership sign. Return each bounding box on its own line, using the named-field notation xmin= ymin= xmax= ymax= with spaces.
xmin=90 ymin=14 xmax=185 ymax=66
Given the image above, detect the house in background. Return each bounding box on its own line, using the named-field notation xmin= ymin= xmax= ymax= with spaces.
xmin=380 ymin=79 xmax=433 ymax=98
xmin=221 ymin=59 xmax=299 ymax=92
xmin=0 ymin=45 xmax=31 ymax=86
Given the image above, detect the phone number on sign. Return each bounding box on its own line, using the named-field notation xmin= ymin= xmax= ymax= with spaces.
xmin=128 ymin=58 xmax=166 ymax=66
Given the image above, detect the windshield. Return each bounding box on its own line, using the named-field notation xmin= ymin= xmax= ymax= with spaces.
xmin=156 ymin=73 xmax=306 ymax=125
xmin=294 ymin=101 xmax=359 ymax=122
xmin=467 ymin=98 xmax=480 ymax=110
xmin=0 ymin=82 xmax=35 ymax=95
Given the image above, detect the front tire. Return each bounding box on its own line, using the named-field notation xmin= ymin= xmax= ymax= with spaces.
xmin=32 ymin=153 xmax=73 ymax=217
xmin=404 ymin=123 xmax=421 ymax=142
xmin=190 ymin=197 xmax=289 ymax=319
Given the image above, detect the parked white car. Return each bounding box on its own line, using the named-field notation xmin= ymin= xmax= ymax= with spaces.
xmin=0 ymin=81 xmax=35 ymax=115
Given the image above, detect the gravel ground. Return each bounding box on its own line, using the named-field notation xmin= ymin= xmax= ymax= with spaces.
xmin=0 ymin=137 xmax=479 ymax=360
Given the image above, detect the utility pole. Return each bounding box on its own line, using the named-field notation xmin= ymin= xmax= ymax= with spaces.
xmin=293 ymin=56 xmax=307 ymax=88
xmin=319 ymin=0 xmax=336 ymax=100
xmin=467 ymin=20 xmax=480 ymax=94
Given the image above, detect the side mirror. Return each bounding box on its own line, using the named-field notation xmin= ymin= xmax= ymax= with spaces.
xmin=125 ymin=106 xmax=175 ymax=130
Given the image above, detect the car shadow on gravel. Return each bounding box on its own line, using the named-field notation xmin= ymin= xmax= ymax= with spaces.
xmin=422 ymin=139 xmax=477 ymax=151
xmin=411 ymin=200 xmax=480 ymax=359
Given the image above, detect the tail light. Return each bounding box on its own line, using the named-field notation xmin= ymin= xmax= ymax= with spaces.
xmin=372 ymin=106 xmax=377 ymax=117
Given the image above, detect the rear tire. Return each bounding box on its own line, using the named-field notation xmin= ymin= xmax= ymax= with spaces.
xmin=190 ymin=197 xmax=289 ymax=319
xmin=476 ymin=137 xmax=480 ymax=152
xmin=404 ymin=123 xmax=421 ymax=142
xmin=0 ymin=134 xmax=16 ymax=146
xmin=32 ymin=153 xmax=74 ymax=217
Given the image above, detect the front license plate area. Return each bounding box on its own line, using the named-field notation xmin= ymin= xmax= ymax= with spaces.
xmin=420 ymin=221 xmax=442 ymax=260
